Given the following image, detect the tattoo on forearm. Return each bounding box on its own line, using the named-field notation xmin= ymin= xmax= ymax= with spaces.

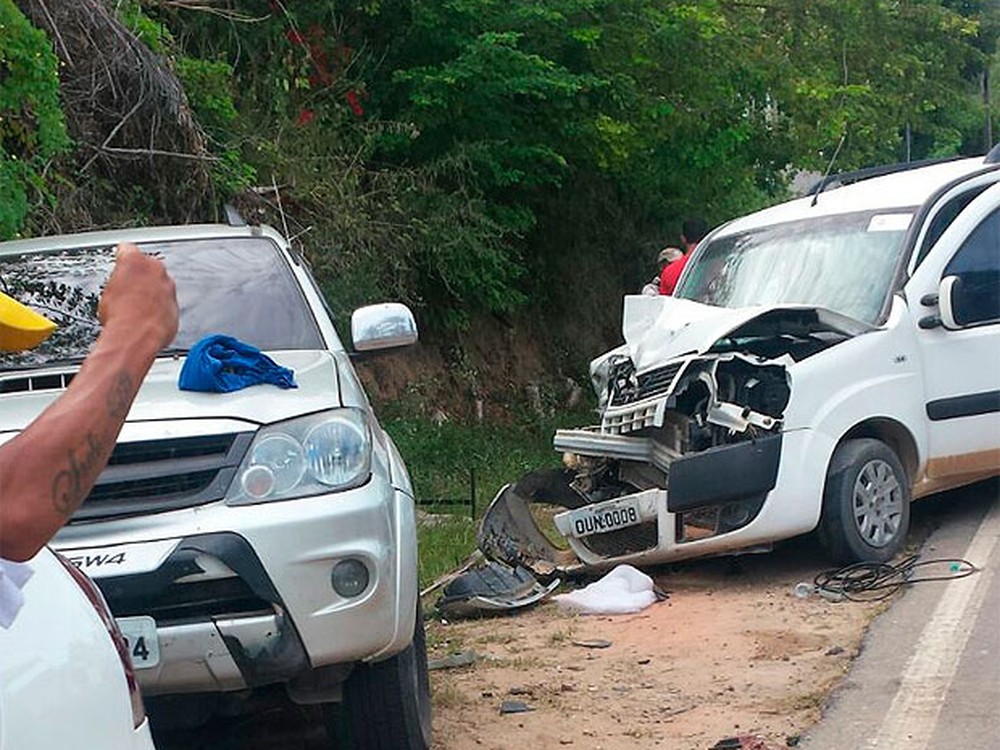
xmin=107 ymin=371 xmax=135 ymax=420
xmin=50 ymin=370 xmax=136 ymax=517
xmin=51 ymin=433 xmax=104 ymax=517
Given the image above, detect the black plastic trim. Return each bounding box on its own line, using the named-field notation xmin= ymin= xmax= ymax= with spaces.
xmin=667 ymin=434 xmax=782 ymax=512
xmin=926 ymin=390 xmax=1000 ymax=421
xmin=73 ymin=432 xmax=254 ymax=521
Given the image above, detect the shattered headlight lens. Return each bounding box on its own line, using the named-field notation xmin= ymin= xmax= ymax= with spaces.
xmin=226 ymin=408 xmax=372 ymax=505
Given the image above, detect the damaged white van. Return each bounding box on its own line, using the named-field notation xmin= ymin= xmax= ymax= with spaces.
xmin=481 ymin=150 xmax=1000 ymax=573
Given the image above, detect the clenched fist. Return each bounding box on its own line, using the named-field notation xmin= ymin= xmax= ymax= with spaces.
xmin=98 ymin=243 xmax=179 ymax=351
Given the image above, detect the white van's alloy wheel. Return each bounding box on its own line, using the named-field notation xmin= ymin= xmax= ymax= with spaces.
xmin=851 ymin=458 xmax=905 ymax=548
xmin=818 ymin=438 xmax=911 ymax=564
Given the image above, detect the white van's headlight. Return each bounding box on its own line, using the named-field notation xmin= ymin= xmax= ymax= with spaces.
xmin=226 ymin=409 xmax=372 ymax=504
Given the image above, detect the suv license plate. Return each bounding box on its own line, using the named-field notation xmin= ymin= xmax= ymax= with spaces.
xmin=117 ymin=616 xmax=160 ymax=669
xmin=567 ymin=500 xmax=641 ymax=538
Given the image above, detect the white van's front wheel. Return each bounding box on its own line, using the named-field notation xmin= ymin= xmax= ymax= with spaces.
xmin=818 ymin=438 xmax=911 ymax=564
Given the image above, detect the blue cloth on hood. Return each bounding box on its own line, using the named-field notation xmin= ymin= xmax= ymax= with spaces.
xmin=179 ymin=334 xmax=297 ymax=393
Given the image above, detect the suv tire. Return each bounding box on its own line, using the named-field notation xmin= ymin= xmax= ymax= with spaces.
xmin=323 ymin=605 xmax=432 ymax=750
xmin=818 ymin=438 xmax=911 ymax=564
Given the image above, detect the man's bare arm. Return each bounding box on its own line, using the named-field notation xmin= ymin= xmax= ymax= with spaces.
xmin=0 ymin=244 xmax=177 ymax=562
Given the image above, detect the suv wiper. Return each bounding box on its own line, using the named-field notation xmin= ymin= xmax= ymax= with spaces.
xmin=0 ymin=355 xmax=89 ymax=372
xmin=0 ymin=347 xmax=191 ymax=374
xmin=157 ymin=346 xmax=190 ymax=359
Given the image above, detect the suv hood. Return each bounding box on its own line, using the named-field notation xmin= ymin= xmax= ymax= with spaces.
xmin=621 ymin=295 xmax=874 ymax=370
xmin=0 ymin=350 xmax=342 ymax=432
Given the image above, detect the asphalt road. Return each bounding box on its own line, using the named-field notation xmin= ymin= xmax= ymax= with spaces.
xmin=800 ymin=478 xmax=1000 ymax=750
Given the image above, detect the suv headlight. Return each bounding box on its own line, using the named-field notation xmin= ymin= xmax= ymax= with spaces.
xmin=226 ymin=409 xmax=372 ymax=504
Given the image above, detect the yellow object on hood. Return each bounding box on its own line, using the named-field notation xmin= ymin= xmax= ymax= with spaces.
xmin=0 ymin=290 xmax=57 ymax=351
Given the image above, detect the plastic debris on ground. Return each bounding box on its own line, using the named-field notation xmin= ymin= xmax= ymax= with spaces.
xmin=552 ymin=564 xmax=662 ymax=615
xmin=710 ymin=735 xmax=780 ymax=750
xmin=427 ymin=651 xmax=479 ymax=671
xmin=435 ymin=560 xmax=560 ymax=619
xmin=499 ymin=700 xmax=533 ymax=715
xmin=571 ymin=638 xmax=612 ymax=649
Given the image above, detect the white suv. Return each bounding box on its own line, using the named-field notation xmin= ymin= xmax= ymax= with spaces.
xmin=482 ymin=150 xmax=1000 ymax=573
xmin=1 ymin=548 xmax=154 ymax=749
xmin=0 ymin=224 xmax=430 ymax=749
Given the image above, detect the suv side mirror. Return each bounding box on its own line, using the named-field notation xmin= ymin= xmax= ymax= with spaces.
xmin=937 ymin=275 xmax=962 ymax=330
xmin=351 ymin=303 xmax=418 ymax=352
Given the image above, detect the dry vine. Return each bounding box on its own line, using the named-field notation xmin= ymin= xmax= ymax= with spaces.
xmin=15 ymin=0 xmax=214 ymax=222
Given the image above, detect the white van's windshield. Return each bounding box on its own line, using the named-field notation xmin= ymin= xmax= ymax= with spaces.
xmin=676 ymin=210 xmax=915 ymax=324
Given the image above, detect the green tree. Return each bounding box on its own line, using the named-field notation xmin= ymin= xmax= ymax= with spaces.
xmin=0 ymin=0 xmax=69 ymax=239
xmin=23 ymin=0 xmax=996 ymax=331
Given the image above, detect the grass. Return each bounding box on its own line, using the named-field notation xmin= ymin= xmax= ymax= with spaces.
xmin=383 ymin=403 xmax=596 ymax=591
xmin=431 ymin=682 xmax=468 ymax=710
xmin=548 ymin=625 xmax=576 ymax=645
xmin=415 ymin=514 xmax=478 ymax=593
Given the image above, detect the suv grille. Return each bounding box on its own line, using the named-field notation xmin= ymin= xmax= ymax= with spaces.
xmin=608 ymin=360 xmax=684 ymax=407
xmin=110 ymin=577 xmax=274 ymax=624
xmin=72 ymin=433 xmax=254 ymax=522
xmin=0 ymin=371 xmax=76 ymax=394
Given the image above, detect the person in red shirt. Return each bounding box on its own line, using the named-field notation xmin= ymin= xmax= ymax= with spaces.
xmin=659 ymin=217 xmax=708 ymax=295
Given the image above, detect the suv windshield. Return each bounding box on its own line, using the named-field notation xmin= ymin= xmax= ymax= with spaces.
xmin=675 ymin=210 xmax=915 ymax=324
xmin=0 ymin=237 xmax=324 ymax=371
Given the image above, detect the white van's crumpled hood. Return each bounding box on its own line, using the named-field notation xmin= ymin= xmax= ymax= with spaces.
xmin=621 ymin=295 xmax=874 ymax=371
xmin=0 ymin=350 xmax=344 ymax=432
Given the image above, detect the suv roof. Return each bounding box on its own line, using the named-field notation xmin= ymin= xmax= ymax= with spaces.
xmin=720 ymin=156 xmax=1000 ymax=236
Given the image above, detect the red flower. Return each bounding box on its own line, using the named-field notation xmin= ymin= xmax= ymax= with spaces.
xmin=345 ymin=90 xmax=364 ymax=117
xmin=295 ymin=109 xmax=316 ymax=127
xmin=285 ymin=29 xmax=304 ymax=46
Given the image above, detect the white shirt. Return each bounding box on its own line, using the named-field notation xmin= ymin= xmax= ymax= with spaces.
xmin=0 ymin=558 xmax=33 ymax=629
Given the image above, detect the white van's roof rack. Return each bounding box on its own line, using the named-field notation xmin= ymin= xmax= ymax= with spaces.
xmin=807 ymin=156 xmax=968 ymax=199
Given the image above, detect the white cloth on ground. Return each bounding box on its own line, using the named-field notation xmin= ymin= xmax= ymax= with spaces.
xmin=553 ymin=564 xmax=658 ymax=615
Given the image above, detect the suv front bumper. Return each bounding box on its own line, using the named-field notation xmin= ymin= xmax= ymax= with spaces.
xmin=53 ymin=480 xmax=419 ymax=696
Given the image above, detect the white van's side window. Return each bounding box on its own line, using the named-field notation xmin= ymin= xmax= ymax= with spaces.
xmin=915 ymin=185 xmax=990 ymax=268
xmin=943 ymin=207 xmax=1000 ymax=327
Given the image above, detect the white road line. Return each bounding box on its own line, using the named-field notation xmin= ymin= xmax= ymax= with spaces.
xmin=867 ymin=499 xmax=1000 ymax=750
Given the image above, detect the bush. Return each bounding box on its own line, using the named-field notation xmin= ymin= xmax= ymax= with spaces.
xmin=0 ymin=0 xmax=69 ymax=239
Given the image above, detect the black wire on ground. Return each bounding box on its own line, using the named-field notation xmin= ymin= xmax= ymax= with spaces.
xmin=813 ymin=554 xmax=978 ymax=602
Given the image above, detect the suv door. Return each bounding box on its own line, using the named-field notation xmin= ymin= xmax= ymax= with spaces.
xmin=906 ymin=181 xmax=1000 ymax=491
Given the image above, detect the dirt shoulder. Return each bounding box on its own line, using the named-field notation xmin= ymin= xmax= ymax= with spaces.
xmin=426 ymin=540 xmax=886 ymax=750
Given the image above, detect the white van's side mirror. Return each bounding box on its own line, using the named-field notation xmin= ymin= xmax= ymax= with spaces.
xmin=351 ymin=303 xmax=418 ymax=351
xmin=937 ymin=275 xmax=961 ymax=330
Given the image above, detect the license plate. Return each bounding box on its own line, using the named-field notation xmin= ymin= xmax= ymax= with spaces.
xmin=117 ymin=616 xmax=160 ymax=669
xmin=567 ymin=500 xmax=641 ymax=538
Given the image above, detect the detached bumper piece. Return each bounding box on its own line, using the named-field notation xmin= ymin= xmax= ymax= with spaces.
xmin=435 ymin=561 xmax=560 ymax=619
xmin=478 ymin=468 xmax=590 ymax=578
